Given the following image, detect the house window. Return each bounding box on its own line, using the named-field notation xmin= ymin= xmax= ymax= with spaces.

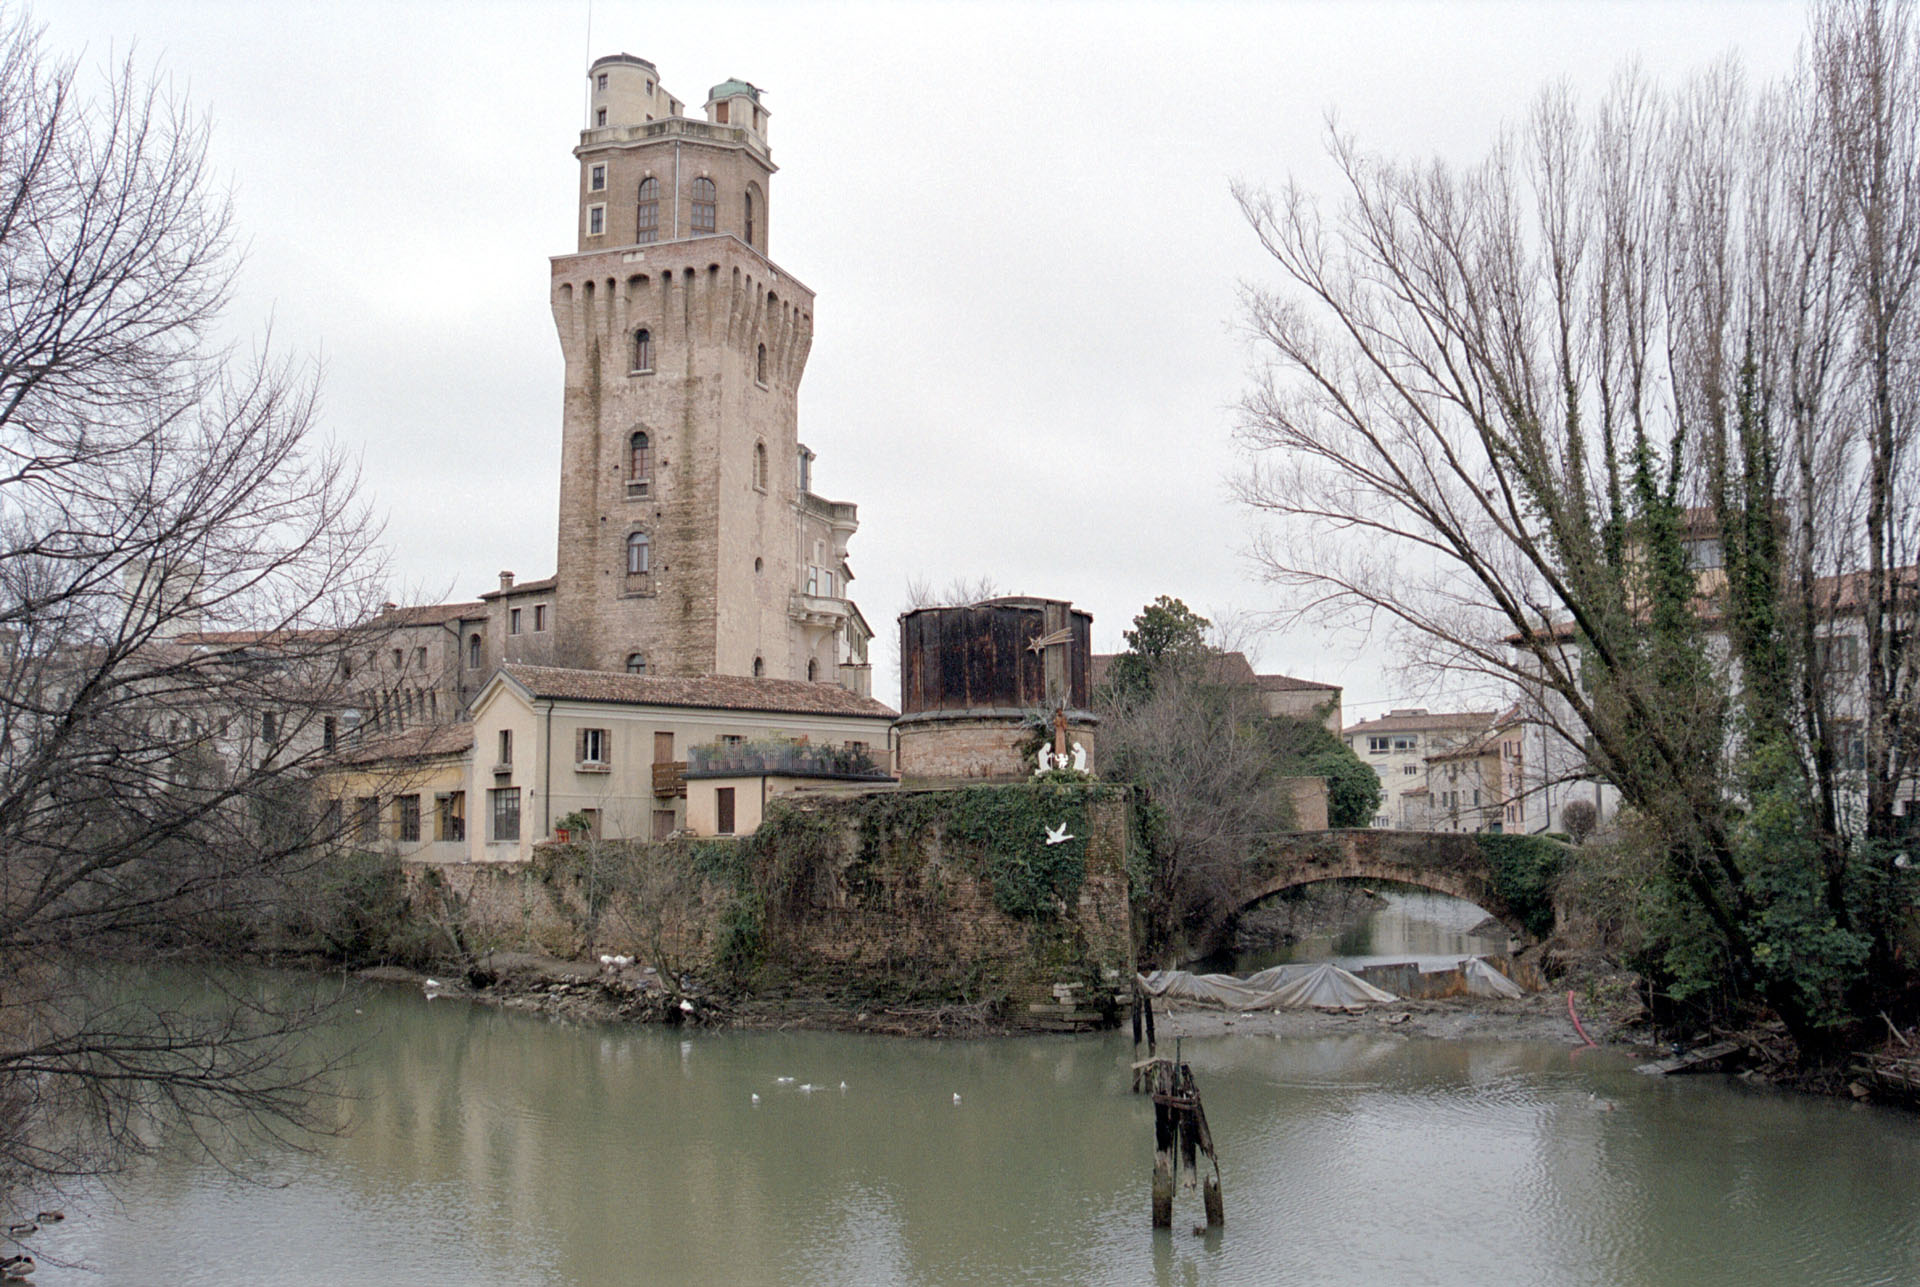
xmin=627 ymin=531 xmax=651 ymax=576
xmin=626 ymin=653 xmax=647 ymax=675
xmin=398 ymin=795 xmax=421 ymax=843
xmin=490 ymin=787 xmax=521 ymax=842
xmin=756 ymin=342 xmax=768 ymax=385
xmin=589 ymin=163 xmax=606 ymax=192
xmin=509 ymin=608 xmax=522 ymax=634
xmin=1685 ymin=537 xmax=1725 ymax=570
xmin=807 ymin=658 xmax=818 ymax=681
xmin=579 ymin=727 xmax=610 ymax=765
xmin=691 ymin=177 xmax=717 ymax=234
xmin=468 ymin=634 xmax=482 ymax=668
xmin=751 ymin=656 xmax=764 ymax=677
xmin=534 ymin=605 xmax=547 ymax=632
xmin=414 ymin=646 xmax=427 ymax=667
xmin=355 ymin=796 xmax=379 ymax=843
xmin=436 ymin=791 xmax=465 ymax=842
xmin=716 ymin=786 xmax=736 ymax=835
xmin=1367 ymin=736 xmax=1389 ymax=753
xmin=1403 ymin=764 xmax=1417 ymax=776
xmin=636 ymin=178 xmax=659 ymax=243
xmin=632 ymin=330 xmax=653 ymax=373
xmin=753 ymin=441 xmax=767 ymax=490
xmin=261 ymin=711 xmax=278 ymax=745
xmin=323 ymin=716 xmax=337 ymax=753
xmin=587 ymin=204 xmax=606 ymax=236
xmin=629 ymin=430 xmax=652 ymax=493
xmin=1815 ymin=634 xmax=1862 ymax=674
xmin=1835 ymin=721 xmax=1868 ymax=771
xmin=498 ymin=728 xmax=512 ymax=766
xmin=1392 ymin=735 xmax=1417 ymax=751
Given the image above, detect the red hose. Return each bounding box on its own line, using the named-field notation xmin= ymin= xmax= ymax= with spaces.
xmin=1567 ymin=990 xmax=1599 ymax=1047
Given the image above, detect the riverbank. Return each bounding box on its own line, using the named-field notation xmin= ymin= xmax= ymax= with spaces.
xmin=353 ymin=952 xmax=1618 ymax=1046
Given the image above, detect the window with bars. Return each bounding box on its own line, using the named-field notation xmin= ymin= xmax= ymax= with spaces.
xmin=490 ymin=787 xmax=520 ymax=842
xmin=398 ymin=795 xmax=421 ymax=843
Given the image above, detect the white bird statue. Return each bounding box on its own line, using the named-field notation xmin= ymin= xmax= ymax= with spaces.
xmin=1044 ymin=822 xmax=1074 ymax=846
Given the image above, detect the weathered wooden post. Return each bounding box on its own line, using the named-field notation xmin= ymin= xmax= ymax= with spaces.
xmin=1139 ymin=1045 xmax=1223 ymax=1231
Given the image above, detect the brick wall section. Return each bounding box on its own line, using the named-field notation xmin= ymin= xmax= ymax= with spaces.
xmin=896 ymin=718 xmax=1099 ymax=782
xmin=405 ymin=788 xmax=1137 ymax=1019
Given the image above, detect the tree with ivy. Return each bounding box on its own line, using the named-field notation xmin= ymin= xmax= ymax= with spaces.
xmin=1234 ymin=0 xmax=1920 ymax=1057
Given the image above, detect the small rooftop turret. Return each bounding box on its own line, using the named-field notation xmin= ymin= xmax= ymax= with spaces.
xmin=586 ymin=52 xmax=682 ymax=131
xmin=705 ymin=77 xmax=769 ymax=145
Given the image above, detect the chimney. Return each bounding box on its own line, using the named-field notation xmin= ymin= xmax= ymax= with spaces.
xmin=499 ymin=570 xmax=515 ymax=590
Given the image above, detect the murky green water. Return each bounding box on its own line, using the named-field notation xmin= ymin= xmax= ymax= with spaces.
xmin=18 ymin=977 xmax=1920 ymax=1286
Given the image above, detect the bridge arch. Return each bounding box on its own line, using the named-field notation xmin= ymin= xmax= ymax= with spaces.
xmin=1219 ymin=830 xmax=1538 ymax=943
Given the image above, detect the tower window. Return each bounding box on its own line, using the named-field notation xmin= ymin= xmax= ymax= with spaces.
xmin=596 ymin=73 xmax=607 ymax=91
xmin=626 ymin=531 xmax=651 ymax=578
xmin=468 ymin=634 xmax=481 ymax=668
xmin=626 ymin=653 xmax=647 ymax=675
xmin=632 ymin=330 xmax=653 ymax=373
xmin=691 ymin=177 xmax=716 ymax=235
xmin=745 ymin=183 xmax=762 ymax=247
xmin=587 ymin=204 xmax=605 ymax=237
xmin=807 ymin=658 xmax=818 ymax=682
xmin=715 ymin=100 xmax=729 ymax=125
xmin=533 ymin=604 xmax=547 ymax=632
xmin=595 ymin=107 xmax=607 ymax=127
xmin=509 ymin=607 xmax=521 ymax=635
xmin=636 ymin=178 xmax=659 ymax=244
xmin=756 ymin=342 xmax=768 ymax=385
xmin=589 ymin=163 xmax=606 ymax=192
xmin=753 ymin=441 xmax=768 ymax=491
xmin=752 ymin=656 xmax=764 ymax=678
xmin=628 ymin=430 xmax=652 ymax=495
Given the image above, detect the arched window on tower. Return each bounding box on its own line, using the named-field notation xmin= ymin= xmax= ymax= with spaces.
xmin=468 ymin=634 xmax=482 ymax=669
xmin=752 ymin=655 xmax=765 ymax=677
xmin=691 ymin=177 xmax=716 ymax=235
xmin=744 ymin=184 xmax=759 ymax=247
xmin=632 ymin=329 xmax=652 ymax=373
xmin=628 ymin=431 xmax=652 ymax=496
xmin=756 ymin=342 xmax=768 ymax=385
xmin=636 ymin=178 xmax=659 ymax=244
xmin=807 ymin=658 xmax=818 ymax=682
xmin=626 ymin=531 xmax=651 ymax=590
xmin=753 ymin=441 xmax=768 ymax=491
xmin=625 ymin=653 xmax=647 ymax=675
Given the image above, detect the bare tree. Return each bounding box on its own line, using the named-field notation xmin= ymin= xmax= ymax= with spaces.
xmin=903 ymin=574 xmax=1002 ymax=609
xmin=1233 ymin=1 xmax=1919 ymax=1053
xmin=0 ymin=11 xmax=387 ymax=1202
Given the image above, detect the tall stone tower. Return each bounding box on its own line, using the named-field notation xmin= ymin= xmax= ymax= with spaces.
xmin=550 ymin=54 xmax=870 ymax=691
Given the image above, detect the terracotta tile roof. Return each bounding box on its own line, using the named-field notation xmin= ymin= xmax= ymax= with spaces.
xmin=1344 ymin=710 xmax=1497 ymax=736
xmin=480 ymin=577 xmax=558 ymax=600
xmin=500 ymin=665 xmax=898 ymax=718
xmin=1256 ymin=673 xmax=1339 ymax=692
xmin=375 ymin=600 xmax=487 ymax=626
xmin=330 ymin=721 xmax=475 ymax=766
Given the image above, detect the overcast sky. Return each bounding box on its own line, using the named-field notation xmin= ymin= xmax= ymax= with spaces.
xmin=44 ymin=1 xmax=1812 ymax=720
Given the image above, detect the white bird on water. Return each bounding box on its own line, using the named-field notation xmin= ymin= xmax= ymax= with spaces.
xmin=1044 ymin=822 xmax=1074 ymax=846
xmin=751 ymin=1093 xmax=761 ymax=1104
xmin=776 ymin=1076 xmax=795 ymax=1084
xmin=953 ymin=1093 xmax=962 ymax=1105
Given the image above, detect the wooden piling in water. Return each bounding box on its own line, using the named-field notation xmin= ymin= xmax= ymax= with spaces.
xmin=1138 ymin=1049 xmax=1223 ymax=1231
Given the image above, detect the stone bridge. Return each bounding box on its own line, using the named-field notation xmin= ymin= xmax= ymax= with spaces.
xmin=1214 ymin=828 xmax=1542 ymax=946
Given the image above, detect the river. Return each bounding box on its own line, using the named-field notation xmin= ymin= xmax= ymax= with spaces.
xmin=17 ymin=972 xmax=1920 ymax=1286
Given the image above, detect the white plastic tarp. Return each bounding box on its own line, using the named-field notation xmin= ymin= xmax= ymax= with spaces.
xmin=1463 ymin=956 xmax=1524 ymax=998
xmin=1137 ymin=962 xmax=1397 ymax=1010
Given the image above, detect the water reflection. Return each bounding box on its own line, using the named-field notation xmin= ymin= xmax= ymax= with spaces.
xmin=1207 ymin=886 xmax=1511 ymax=974
xmin=22 ymin=979 xmax=1920 ymax=1286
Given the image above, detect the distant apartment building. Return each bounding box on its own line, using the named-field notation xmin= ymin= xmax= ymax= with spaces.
xmin=1343 ymin=709 xmax=1498 ymax=830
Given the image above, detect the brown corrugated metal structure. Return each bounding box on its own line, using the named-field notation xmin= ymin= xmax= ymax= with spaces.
xmin=898 ymin=598 xmax=1094 ymax=715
